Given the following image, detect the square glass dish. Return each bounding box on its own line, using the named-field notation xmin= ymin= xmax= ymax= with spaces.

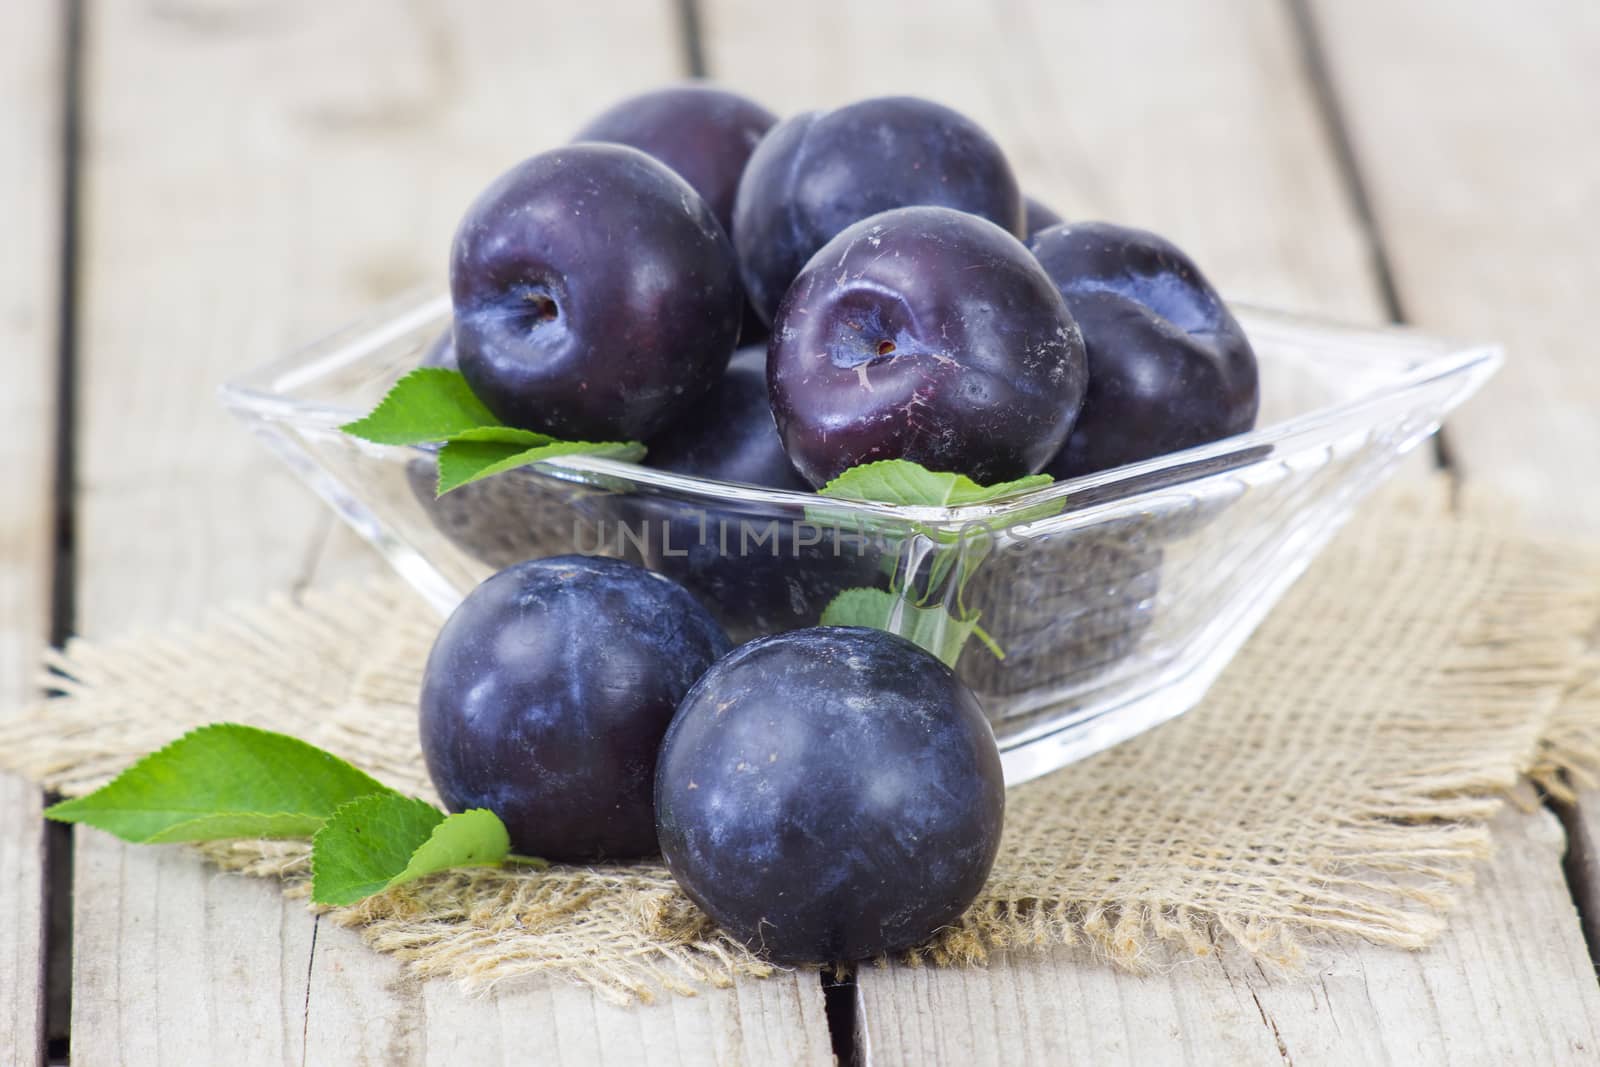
xmin=222 ymin=291 xmax=1499 ymax=785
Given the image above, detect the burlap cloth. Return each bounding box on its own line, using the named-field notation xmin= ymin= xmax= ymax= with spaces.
xmin=3 ymin=483 xmax=1598 ymax=1004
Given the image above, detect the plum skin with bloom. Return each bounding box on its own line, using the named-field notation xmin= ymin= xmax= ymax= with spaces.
xmin=451 ymin=143 xmax=742 ymax=441
xmin=574 ymin=84 xmax=777 ymax=238
xmin=646 ymin=345 xmax=808 ymax=491
xmin=1023 ymin=196 xmax=1063 ymax=239
xmin=574 ymin=85 xmax=778 ymax=345
xmin=1030 ymin=221 xmax=1260 ymax=478
xmin=768 ymin=205 xmax=1087 ymax=486
xmin=419 ymin=555 xmax=730 ymax=861
xmin=733 ymin=96 xmax=1024 ymax=324
xmin=654 ymin=626 xmax=1005 ymax=963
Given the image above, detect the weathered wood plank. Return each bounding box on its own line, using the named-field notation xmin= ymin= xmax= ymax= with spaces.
xmin=70 ymin=834 xmax=314 ymax=1065
xmin=68 ymin=836 xmax=835 ymax=1067
xmin=302 ymin=918 xmax=833 ymax=1067
xmin=0 ymin=776 xmax=49 ymax=1067
xmin=1307 ymin=0 xmax=1600 ymax=533
xmin=0 ymin=1 xmax=64 ymax=1063
xmin=856 ymin=805 xmax=1600 ymax=1067
xmin=69 ymin=1 xmax=831 ymax=1062
xmin=699 ymin=0 xmax=1598 ymax=1059
xmin=1309 ymin=0 xmax=1600 ymax=980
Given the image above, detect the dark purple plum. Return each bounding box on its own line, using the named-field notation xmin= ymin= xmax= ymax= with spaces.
xmin=769 ymin=206 xmax=1087 ymax=486
xmin=733 ymin=96 xmax=1024 ymax=324
xmin=655 ymin=626 xmax=1005 ymax=963
xmin=621 ymin=358 xmax=883 ymax=638
xmin=420 ymin=555 xmax=730 ymax=861
xmin=613 ymin=497 xmax=888 ymax=643
xmin=647 ymin=345 xmax=807 ymax=491
xmin=1030 ymin=221 xmax=1259 ymax=478
xmin=574 ymin=84 xmax=777 ymax=239
xmin=1023 ymin=196 xmax=1063 ymax=240
xmin=451 ymin=144 xmax=742 ymax=440
xmin=574 ymin=84 xmax=778 ymax=347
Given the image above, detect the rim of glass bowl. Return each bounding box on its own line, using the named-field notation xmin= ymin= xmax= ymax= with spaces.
xmin=220 ymin=289 xmax=1502 ymax=531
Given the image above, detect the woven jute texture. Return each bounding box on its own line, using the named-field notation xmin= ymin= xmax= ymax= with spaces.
xmin=3 ymin=490 xmax=1599 ymax=1004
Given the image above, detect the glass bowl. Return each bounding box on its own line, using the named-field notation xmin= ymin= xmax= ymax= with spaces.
xmin=221 ymin=291 xmax=1499 ymax=785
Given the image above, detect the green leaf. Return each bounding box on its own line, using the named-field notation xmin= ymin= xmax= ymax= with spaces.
xmin=446 ymin=425 xmax=559 ymax=448
xmin=436 ymin=438 xmax=646 ymax=495
xmin=820 ymin=460 xmax=1053 ymax=508
xmin=340 ymin=368 xmax=499 ymax=445
xmin=44 ymin=724 xmax=394 ymax=844
xmin=820 ymin=587 xmax=984 ymax=668
xmin=310 ymin=795 xmax=511 ymax=907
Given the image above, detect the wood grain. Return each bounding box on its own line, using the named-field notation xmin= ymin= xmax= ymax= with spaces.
xmin=67 ymin=1 xmax=831 ymax=1062
xmin=67 ymin=836 xmax=833 ymax=1067
xmin=0 ymin=1 xmax=63 ymax=1063
xmin=303 ymin=918 xmax=832 ymax=1067
xmin=0 ymin=776 xmax=49 ymax=1067
xmin=856 ymin=805 xmax=1600 ymax=1067
xmin=1307 ymin=0 xmax=1600 ymax=533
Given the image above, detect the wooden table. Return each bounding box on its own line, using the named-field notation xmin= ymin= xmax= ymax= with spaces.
xmin=4 ymin=1 xmax=1598 ymax=1063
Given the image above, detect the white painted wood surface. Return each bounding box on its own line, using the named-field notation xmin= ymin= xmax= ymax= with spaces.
xmin=856 ymin=805 xmax=1600 ymax=1066
xmin=65 ymin=1 xmax=831 ymax=1062
xmin=0 ymin=2 xmax=62 ymax=1064
xmin=0 ymin=776 xmax=48 ymax=1067
xmin=1308 ymin=0 xmax=1600 ymax=533
xmin=1313 ymin=0 xmax=1600 ymax=993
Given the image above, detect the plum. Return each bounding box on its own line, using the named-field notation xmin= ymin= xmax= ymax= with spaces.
xmin=574 ymin=84 xmax=776 ymax=239
xmin=619 ymin=348 xmax=878 ymax=640
xmin=615 ymin=496 xmax=888 ymax=643
xmin=420 ymin=555 xmax=730 ymax=861
xmin=769 ymin=205 xmax=1087 ymax=486
xmin=733 ymin=96 xmax=1023 ymax=324
xmin=1023 ymin=196 xmax=1063 ymax=240
xmin=646 ymin=345 xmax=808 ymax=490
xmin=1030 ymin=222 xmax=1259 ymax=478
xmin=619 ymin=356 xmax=884 ymax=637
xmin=655 ymin=626 xmax=1005 ymax=963
xmin=451 ymin=144 xmax=742 ymax=440
xmin=575 ymin=85 xmax=778 ymax=346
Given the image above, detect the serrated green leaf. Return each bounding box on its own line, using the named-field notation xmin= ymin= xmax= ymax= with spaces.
xmin=310 ymin=795 xmax=511 ymax=907
xmin=340 ymin=368 xmax=499 ymax=445
xmin=819 ymin=459 xmax=1053 ymax=508
xmin=820 ymin=587 xmax=984 ymax=668
xmin=436 ymin=438 xmax=646 ymax=495
xmin=44 ymin=724 xmax=394 ymax=843
xmin=447 ymin=425 xmax=558 ymax=447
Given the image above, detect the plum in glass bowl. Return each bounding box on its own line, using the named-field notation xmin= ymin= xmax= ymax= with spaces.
xmin=222 ymin=291 xmax=1497 ymax=785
